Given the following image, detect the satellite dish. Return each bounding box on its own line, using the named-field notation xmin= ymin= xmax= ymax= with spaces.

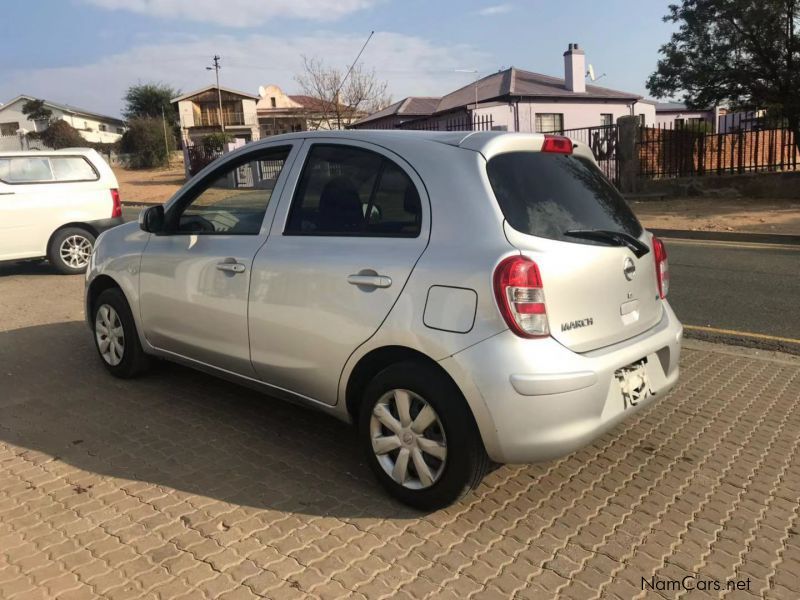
xmin=258 ymin=85 xmax=266 ymax=97
xmin=587 ymin=64 xmax=596 ymax=81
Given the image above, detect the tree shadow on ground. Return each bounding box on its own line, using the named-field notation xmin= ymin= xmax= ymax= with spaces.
xmin=0 ymin=320 xmax=427 ymax=519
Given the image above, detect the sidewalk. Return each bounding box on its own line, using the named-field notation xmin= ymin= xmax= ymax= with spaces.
xmin=2 ymin=266 xmax=800 ymax=599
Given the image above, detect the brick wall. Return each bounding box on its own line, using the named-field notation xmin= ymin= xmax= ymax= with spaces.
xmin=638 ymin=127 xmax=799 ymax=178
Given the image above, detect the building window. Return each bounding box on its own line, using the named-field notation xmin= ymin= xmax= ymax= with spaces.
xmin=0 ymin=122 xmax=19 ymax=136
xmin=535 ymin=113 xmax=564 ymax=134
xmin=600 ymin=113 xmax=613 ymax=127
xmin=270 ymin=97 xmax=277 ymax=108
xmin=674 ymin=118 xmax=685 ymax=128
xmin=99 ymin=124 xmax=107 ymax=132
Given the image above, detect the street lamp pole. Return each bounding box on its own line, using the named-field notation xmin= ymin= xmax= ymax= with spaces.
xmin=455 ymin=69 xmax=480 ymax=124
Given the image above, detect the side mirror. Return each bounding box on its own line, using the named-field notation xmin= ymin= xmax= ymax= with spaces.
xmin=138 ymin=205 xmax=165 ymax=233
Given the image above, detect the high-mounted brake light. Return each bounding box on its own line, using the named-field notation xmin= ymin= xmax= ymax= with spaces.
xmin=541 ymin=135 xmax=573 ymax=154
xmin=652 ymin=236 xmax=669 ymax=298
xmin=111 ymin=188 xmax=122 ymax=218
xmin=493 ymin=256 xmax=549 ymax=338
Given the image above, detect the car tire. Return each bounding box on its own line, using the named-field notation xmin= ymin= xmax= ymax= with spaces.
xmin=92 ymin=288 xmax=150 ymax=379
xmin=49 ymin=227 xmax=95 ymax=274
xmin=359 ymin=361 xmax=490 ymax=510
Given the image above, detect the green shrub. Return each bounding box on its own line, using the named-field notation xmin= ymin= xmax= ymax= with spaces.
xmin=200 ymin=132 xmax=232 ymax=153
xmin=120 ymin=117 xmax=176 ymax=168
xmin=32 ymin=120 xmax=86 ymax=149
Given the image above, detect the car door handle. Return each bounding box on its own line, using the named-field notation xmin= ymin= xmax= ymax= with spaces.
xmin=216 ymin=261 xmax=246 ymax=273
xmin=347 ymin=274 xmax=392 ymax=288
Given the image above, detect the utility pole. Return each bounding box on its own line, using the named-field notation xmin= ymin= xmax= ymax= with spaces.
xmin=206 ymin=55 xmax=225 ymax=132
xmin=161 ymin=105 xmax=170 ymax=165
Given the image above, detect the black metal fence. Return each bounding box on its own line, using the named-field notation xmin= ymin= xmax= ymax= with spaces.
xmin=550 ymin=121 xmax=799 ymax=182
xmin=186 ymin=145 xmax=223 ymax=176
xmin=638 ymin=122 xmax=799 ymax=178
xmin=386 ymin=114 xmax=495 ymax=132
xmin=550 ymin=124 xmax=619 ymax=182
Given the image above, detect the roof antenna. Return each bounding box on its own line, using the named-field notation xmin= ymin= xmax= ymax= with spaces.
xmin=334 ymin=30 xmax=375 ymax=104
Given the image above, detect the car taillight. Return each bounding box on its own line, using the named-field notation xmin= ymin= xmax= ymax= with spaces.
xmin=541 ymin=135 xmax=573 ymax=154
xmin=653 ymin=236 xmax=669 ymax=298
xmin=111 ymin=188 xmax=122 ymax=218
xmin=493 ymin=255 xmax=549 ymax=338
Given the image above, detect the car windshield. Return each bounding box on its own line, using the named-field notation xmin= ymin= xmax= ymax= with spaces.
xmin=486 ymin=151 xmax=642 ymax=243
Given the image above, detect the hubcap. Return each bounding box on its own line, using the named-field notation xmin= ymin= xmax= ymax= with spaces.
xmin=95 ymin=304 xmax=124 ymax=366
xmin=370 ymin=389 xmax=447 ymax=490
xmin=60 ymin=235 xmax=92 ymax=269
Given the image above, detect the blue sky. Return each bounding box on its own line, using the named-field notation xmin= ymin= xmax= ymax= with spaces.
xmin=0 ymin=0 xmax=677 ymax=118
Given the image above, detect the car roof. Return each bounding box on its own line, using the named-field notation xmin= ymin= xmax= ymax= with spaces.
xmin=244 ymin=129 xmax=562 ymax=157
xmin=0 ymin=147 xmax=100 ymax=158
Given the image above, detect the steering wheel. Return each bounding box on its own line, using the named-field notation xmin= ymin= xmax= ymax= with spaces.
xmin=179 ymin=214 xmax=215 ymax=233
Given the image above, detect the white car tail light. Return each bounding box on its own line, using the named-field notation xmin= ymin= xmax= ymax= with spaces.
xmin=493 ymin=256 xmax=549 ymax=338
xmin=652 ymin=236 xmax=669 ymax=298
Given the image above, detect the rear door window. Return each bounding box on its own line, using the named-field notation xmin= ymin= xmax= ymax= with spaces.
xmin=285 ymin=144 xmax=421 ymax=237
xmin=486 ymin=152 xmax=642 ymax=242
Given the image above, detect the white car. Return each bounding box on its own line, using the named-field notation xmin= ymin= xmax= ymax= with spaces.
xmin=0 ymin=148 xmax=123 ymax=274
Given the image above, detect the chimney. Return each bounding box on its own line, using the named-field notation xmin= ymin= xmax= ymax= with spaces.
xmin=563 ymin=43 xmax=586 ymax=93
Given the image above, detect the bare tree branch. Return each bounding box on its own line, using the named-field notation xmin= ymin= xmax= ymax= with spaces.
xmin=294 ymin=56 xmax=391 ymax=130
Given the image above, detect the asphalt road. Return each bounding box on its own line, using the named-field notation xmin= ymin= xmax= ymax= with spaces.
xmin=120 ymin=206 xmax=800 ymax=351
xmin=664 ymin=238 xmax=800 ymax=352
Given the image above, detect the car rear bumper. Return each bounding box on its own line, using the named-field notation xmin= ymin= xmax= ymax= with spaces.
xmin=440 ymin=302 xmax=682 ymax=464
xmin=87 ymin=216 xmax=125 ymax=235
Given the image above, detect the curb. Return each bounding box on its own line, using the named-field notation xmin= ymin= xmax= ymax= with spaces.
xmin=650 ymin=228 xmax=800 ymax=246
xmin=683 ymin=327 xmax=800 ymax=357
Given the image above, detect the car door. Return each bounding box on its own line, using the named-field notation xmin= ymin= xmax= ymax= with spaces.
xmin=138 ymin=142 xmax=298 ymax=376
xmin=0 ymin=156 xmax=56 ymax=260
xmin=249 ymin=139 xmax=430 ymax=405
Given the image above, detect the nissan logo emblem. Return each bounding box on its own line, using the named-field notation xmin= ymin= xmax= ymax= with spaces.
xmin=623 ymin=257 xmax=636 ymax=281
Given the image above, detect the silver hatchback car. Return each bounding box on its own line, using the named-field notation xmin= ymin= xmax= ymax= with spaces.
xmin=86 ymin=130 xmax=681 ymax=509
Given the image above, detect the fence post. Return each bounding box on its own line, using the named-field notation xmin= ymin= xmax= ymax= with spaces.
xmin=616 ymin=115 xmax=641 ymax=193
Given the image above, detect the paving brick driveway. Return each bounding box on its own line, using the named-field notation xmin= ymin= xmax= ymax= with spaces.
xmin=1 ymin=262 xmax=799 ymax=600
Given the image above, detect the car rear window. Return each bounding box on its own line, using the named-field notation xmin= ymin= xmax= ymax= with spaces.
xmin=486 ymin=152 xmax=642 ymax=242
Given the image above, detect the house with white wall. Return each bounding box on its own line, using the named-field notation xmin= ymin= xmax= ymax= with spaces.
xmin=351 ymin=44 xmax=655 ymax=132
xmin=172 ymin=85 xmax=260 ymax=145
xmin=0 ymin=95 xmax=125 ymax=143
xmin=655 ymin=102 xmax=726 ymax=132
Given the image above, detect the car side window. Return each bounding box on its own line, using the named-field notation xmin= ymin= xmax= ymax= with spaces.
xmin=169 ymin=146 xmax=291 ymax=235
xmin=285 ymin=144 xmax=422 ymax=237
xmin=51 ymin=157 xmax=98 ymax=182
xmin=0 ymin=157 xmax=54 ymax=183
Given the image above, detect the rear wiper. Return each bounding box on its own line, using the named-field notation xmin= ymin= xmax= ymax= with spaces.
xmin=563 ymin=229 xmax=650 ymax=258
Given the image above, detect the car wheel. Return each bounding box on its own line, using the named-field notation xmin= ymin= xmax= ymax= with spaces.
xmin=359 ymin=361 xmax=490 ymax=510
xmin=49 ymin=227 xmax=95 ymax=274
xmin=92 ymin=288 xmax=150 ymax=378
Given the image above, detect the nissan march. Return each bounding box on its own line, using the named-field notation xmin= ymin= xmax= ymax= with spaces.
xmin=85 ymin=131 xmax=682 ymax=509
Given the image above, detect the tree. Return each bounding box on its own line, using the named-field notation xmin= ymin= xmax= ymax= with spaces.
xmin=37 ymin=120 xmax=85 ymax=149
xmin=21 ymin=99 xmax=53 ymax=123
xmin=294 ymin=56 xmax=391 ymax=130
xmin=120 ymin=117 xmax=176 ymax=168
xmin=123 ymin=83 xmax=180 ymax=128
xmin=647 ymin=0 xmax=800 ymax=151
